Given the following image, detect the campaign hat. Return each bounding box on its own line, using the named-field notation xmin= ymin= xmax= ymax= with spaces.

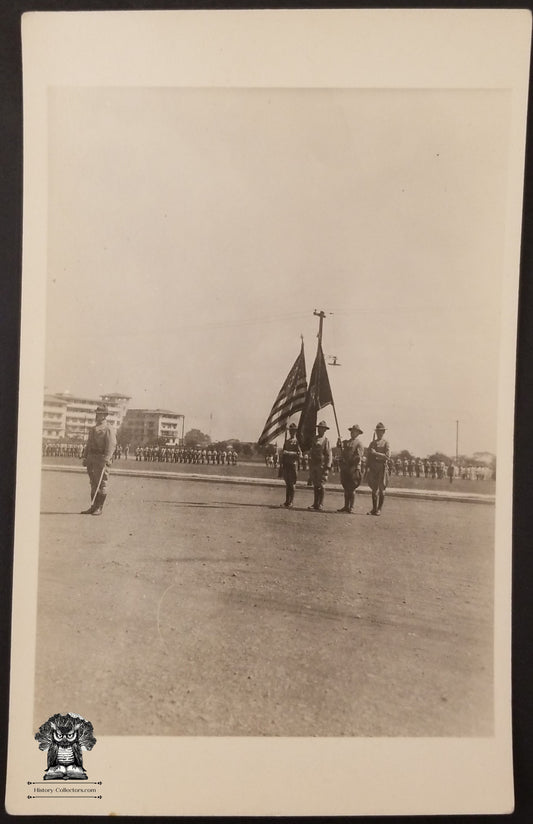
xmin=317 ymin=420 xmax=329 ymax=429
xmin=375 ymin=422 xmax=386 ymax=431
xmin=95 ymin=404 xmax=109 ymax=416
xmin=288 ymin=423 xmax=298 ymax=430
xmin=349 ymin=424 xmax=363 ymax=435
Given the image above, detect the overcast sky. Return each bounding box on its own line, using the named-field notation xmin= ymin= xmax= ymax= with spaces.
xmin=44 ymin=87 xmax=510 ymax=457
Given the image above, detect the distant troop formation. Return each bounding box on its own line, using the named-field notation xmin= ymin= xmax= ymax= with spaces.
xmin=386 ymin=458 xmax=489 ymax=481
xmin=134 ymin=445 xmax=238 ymax=465
xmin=112 ymin=444 xmax=130 ymax=460
xmin=270 ymin=448 xmax=491 ymax=482
xmin=42 ymin=442 xmax=84 ymax=458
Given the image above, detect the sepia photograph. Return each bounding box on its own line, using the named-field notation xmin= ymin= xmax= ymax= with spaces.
xmin=37 ymin=83 xmax=503 ymax=739
xmin=6 ymin=8 xmax=530 ymax=816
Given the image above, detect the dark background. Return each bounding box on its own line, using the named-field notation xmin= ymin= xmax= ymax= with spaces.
xmin=1 ymin=2 xmax=532 ymax=823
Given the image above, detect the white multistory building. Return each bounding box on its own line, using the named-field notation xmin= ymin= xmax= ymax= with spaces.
xmin=42 ymin=391 xmax=131 ymax=441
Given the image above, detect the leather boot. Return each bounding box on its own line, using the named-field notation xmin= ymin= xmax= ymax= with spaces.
xmin=91 ymin=493 xmax=106 ymax=515
xmin=377 ymin=492 xmax=384 ymax=514
xmin=317 ymin=488 xmax=325 ymax=511
xmin=337 ymin=491 xmax=349 ymax=512
xmin=368 ymin=493 xmax=378 ymax=515
xmin=348 ymin=492 xmax=355 ymax=513
xmin=281 ymin=486 xmax=292 ymax=507
xmin=81 ymin=495 xmax=97 ymax=514
xmin=308 ymin=488 xmax=319 ymax=510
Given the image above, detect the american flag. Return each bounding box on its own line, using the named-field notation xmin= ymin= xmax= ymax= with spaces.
xmin=257 ymin=342 xmax=307 ymax=446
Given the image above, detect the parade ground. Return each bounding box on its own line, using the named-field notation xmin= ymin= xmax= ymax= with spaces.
xmin=35 ymin=467 xmax=495 ymax=739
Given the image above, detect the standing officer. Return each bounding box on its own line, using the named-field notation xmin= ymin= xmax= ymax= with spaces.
xmin=337 ymin=424 xmax=364 ymax=513
xmin=81 ymin=404 xmax=117 ymax=515
xmin=366 ymin=422 xmax=391 ymax=516
xmin=280 ymin=423 xmax=303 ymax=508
xmin=307 ymin=420 xmax=333 ymax=511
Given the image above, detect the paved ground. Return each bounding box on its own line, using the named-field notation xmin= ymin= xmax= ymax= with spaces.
xmin=35 ymin=470 xmax=494 ymax=738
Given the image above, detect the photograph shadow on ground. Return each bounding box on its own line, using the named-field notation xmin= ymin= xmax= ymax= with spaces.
xmin=150 ymin=500 xmax=284 ymax=511
xmin=40 ymin=511 xmax=85 ymax=516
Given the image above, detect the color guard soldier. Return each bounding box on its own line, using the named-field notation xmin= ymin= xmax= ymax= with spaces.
xmin=307 ymin=420 xmax=333 ymax=511
xmin=280 ymin=423 xmax=303 ymax=508
xmin=337 ymin=424 xmax=364 ymax=513
xmin=81 ymin=404 xmax=117 ymax=516
xmin=366 ymin=422 xmax=391 ymax=516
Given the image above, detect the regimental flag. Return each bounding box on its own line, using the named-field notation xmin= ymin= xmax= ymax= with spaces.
xmin=297 ymin=342 xmax=334 ymax=451
xmin=257 ymin=343 xmax=307 ymax=446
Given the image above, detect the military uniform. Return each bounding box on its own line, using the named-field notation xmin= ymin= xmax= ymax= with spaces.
xmin=307 ymin=421 xmax=333 ymax=511
xmin=81 ymin=405 xmax=117 ymax=515
xmin=337 ymin=425 xmax=364 ymax=513
xmin=366 ymin=422 xmax=390 ymax=516
xmin=280 ymin=424 xmax=303 ymax=507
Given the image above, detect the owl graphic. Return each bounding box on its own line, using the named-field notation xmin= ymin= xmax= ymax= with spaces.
xmin=35 ymin=713 xmax=96 ymax=780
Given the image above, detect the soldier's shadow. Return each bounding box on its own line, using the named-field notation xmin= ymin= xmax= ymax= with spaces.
xmin=152 ymin=500 xmax=284 ymax=511
xmin=40 ymin=511 xmax=85 ymax=516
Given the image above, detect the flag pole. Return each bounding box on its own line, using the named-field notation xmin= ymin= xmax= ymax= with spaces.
xmin=331 ymin=400 xmax=341 ymax=440
xmin=313 ymin=309 xmax=341 ymax=440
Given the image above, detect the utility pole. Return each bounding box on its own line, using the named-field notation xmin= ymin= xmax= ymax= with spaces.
xmin=313 ymin=309 xmax=326 ymax=345
xmin=455 ymin=420 xmax=459 ymax=463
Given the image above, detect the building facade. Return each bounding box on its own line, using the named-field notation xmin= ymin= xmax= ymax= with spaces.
xmin=42 ymin=395 xmax=68 ymax=440
xmin=121 ymin=409 xmax=184 ymax=445
xmin=100 ymin=393 xmax=131 ymax=429
xmin=42 ymin=391 xmax=131 ymax=441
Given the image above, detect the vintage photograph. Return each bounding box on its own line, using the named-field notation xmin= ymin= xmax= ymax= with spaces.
xmin=36 ymin=85 xmax=504 ymax=738
xmin=7 ymin=9 xmax=529 ymax=817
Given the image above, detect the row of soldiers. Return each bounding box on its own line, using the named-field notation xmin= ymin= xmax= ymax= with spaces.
xmin=277 ymin=446 xmax=491 ymax=481
xmin=279 ymin=420 xmax=495 ymax=516
xmin=73 ymin=403 xmax=491 ymax=519
xmin=388 ymin=459 xmax=492 ymax=481
xmin=133 ymin=445 xmax=239 ymax=465
xmin=280 ymin=420 xmax=389 ymax=516
xmin=388 ymin=457 xmax=447 ymax=478
xmin=42 ymin=442 xmax=85 ymax=458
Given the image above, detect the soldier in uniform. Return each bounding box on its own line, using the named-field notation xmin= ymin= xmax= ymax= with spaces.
xmin=279 ymin=423 xmax=303 ymax=508
xmin=307 ymin=420 xmax=333 ymax=511
xmin=337 ymin=424 xmax=364 ymax=513
xmin=81 ymin=404 xmax=117 ymax=516
xmin=366 ymin=422 xmax=391 ymax=516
